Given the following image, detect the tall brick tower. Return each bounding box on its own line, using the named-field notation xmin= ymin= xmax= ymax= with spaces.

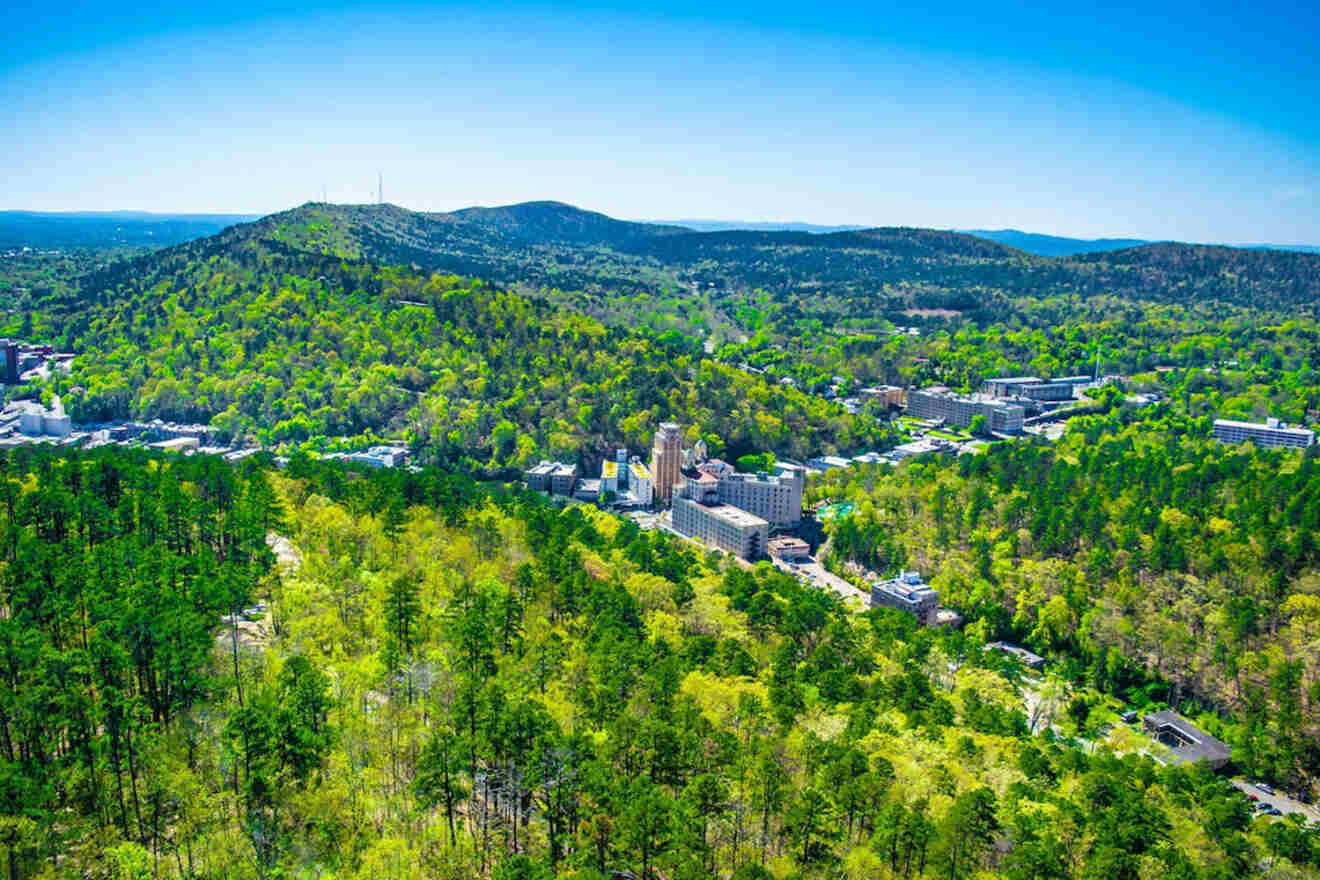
xmin=650 ymin=422 xmax=683 ymax=505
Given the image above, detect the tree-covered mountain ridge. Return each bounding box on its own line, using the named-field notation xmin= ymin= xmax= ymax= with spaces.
xmin=243 ymin=201 xmax=1320 ymax=313
xmin=42 ymin=218 xmax=888 ymax=463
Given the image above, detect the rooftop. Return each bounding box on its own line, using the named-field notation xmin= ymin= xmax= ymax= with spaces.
xmin=630 ymin=462 xmax=651 ymax=480
xmin=1143 ymin=710 xmax=1232 ymax=766
xmin=602 ymin=460 xmax=618 ymax=478
xmin=1214 ymin=418 xmax=1313 ymax=434
xmin=693 ymin=501 xmax=769 ymax=528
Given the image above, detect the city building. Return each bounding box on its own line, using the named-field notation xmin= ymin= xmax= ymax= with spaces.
xmin=705 ymin=462 xmax=805 ymax=528
xmin=806 ymin=454 xmax=853 ymax=471
xmin=672 ymin=493 xmax=770 ymax=559
xmin=15 ymin=399 xmax=71 ymax=438
xmin=859 ymin=385 xmax=906 ymax=407
xmin=525 ymin=461 xmax=557 ymax=493
xmin=0 ymin=340 xmax=17 ymax=385
xmin=907 ymin=388 xmax=1025 ymax=434
xmin=870 ymin=571 xmax=939 ymax=625
xmin=651 ymin=422 xmax=684 ymax=504
xmin=601 ymin=459 xmax=619 ymax=494
xmin=1212 ymin=417 xmax=1315 ymax=449
xmin=345 ymin=445 xmax=408 ymax=468
xmin=549 ymin=462 xmax=579 ymax=496
xmin=628 ymin=460 xmax=653 ymax=506
xmin=982 ymin=376 xmax=1083 ymax=401
xmin=525 ymin=461 xmax=580 ymax=495
xmin=150 ymin=436 xmax=200 ymax=453
xmin=767 ymin=535 xmax=811 ymax=562
xmin=1142 ymin=711 xmax=1232 ymax=769
xmin=573 ymin=478 xmax=602 ymax=503
xmin=986 ymin=642 xmax=1046 ymax=671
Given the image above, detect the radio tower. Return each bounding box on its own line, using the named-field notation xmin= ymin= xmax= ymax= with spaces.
xmin=378 ymin=170 xmax=383 ymax=205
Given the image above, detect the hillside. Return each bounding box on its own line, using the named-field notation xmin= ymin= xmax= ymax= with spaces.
xmin=244 ymin=202 xmax=1320 ymax=324
xmin=10 ymin=445 xmax=1309 ymax=879
xmin=39 ymin=217 xmax=886 ymax=464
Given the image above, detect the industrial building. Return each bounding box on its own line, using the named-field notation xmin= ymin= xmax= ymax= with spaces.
xmin=1212 ymin=418 xmax=1315 ymax=449
xmin=870 ymin=571 xmax=939 ymax=625
xmin=907 ymin=388 xmax=1025 ymax=434
xmin=345 ymin=445 xmax=409 ymax=468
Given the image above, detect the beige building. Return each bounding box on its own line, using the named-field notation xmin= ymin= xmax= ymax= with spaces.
xmin=672 ymin=495 xmax=770 ymax=559
xmin=650 ymin=422 xmax=683 ymax=505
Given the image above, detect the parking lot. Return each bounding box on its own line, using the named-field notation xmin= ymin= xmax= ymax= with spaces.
xmin=1231 ymin=779 xmax=1320 ymax=824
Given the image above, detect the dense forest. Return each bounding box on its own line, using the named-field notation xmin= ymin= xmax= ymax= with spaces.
xmin=27 ymin=232 xmax=886 ymax=469
xmin=4 ymin=446 xmax=1317 ymax=879
xmin=812 ymin=409 xmax=1320 ymax=790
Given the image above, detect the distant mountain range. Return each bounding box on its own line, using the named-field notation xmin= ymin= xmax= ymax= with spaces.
xmin=965 ymin=229 xmax=1320 ymax=257
xmin=0 ymin=211 xmax=256 ymax=249
xmin=5 ymin=208 xmax=1316 ymax=257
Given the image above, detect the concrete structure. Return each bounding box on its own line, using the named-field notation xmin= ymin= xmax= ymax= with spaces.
xmin=525 ymin=460 xmax=579 ymax=495
xmin=767 ymin=535 xmax=811 ymax=562
xmin=601 ymin=459 xmax=619 ymax=494
xmin=1143 ymin=710 xmax=1232 ymax=768
xmin=15 ymin=399 xmax=72 ymax=438
xmin=859 ymin=385 xmax=906 ymax=407
xmin=0 ymin=340 xmax=17 ymax=385
xmin=150 ymin=436 xmax=200 ymax=453
xmin=549 ymin=462 xmax=579 ymax=496
xmin=525 ymin=461 xmax=557 ymax=492
xmin=870 ymin=571 xmax=939 ymax=625
xmin=573 ymin=478 xmax=602 ymax=503
xmin=346 ymin=445 xmax=408 ymax=468
xmin=629 ymin=460 xmax=653 ymax=506
xmin=806 ymin=455 xmax=853 ymax=471
xmin=651 ymin=422 xmax=684 ymax=504
xmin=982 ymin=376 xmax=1081 ymax=401
xmin=1213 ymin=418 xmax=1315 ymax=449
xmin=705 ymin=463 xmax=805 ymax=528
xmin=907 ymin=388 xmax=1025 ymax=434
xmin=887 ymin=438 xmax=955 ymax=462
xmin=672 ymin=494 xmax=770 ymax=559
xmin=986 ymin=642 xmax=1046 ymax=671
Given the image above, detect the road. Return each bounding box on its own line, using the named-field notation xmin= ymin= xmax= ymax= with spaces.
xmin=1231 ymin=779 xmax=1320 ymax=824
xmin=770 ymin=557 xmax=870 ymax=607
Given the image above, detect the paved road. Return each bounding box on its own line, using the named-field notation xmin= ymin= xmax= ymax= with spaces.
xmin=771 ymin=557 xmax=870 ymax=606
xmin=1231 ymin=779 xmax=1320 ymax=824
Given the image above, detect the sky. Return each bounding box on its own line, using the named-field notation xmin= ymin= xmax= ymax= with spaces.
xmin=4 ymin=0 xmax=1319 ymax=243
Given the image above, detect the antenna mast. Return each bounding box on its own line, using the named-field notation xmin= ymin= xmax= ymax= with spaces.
xmin=378 ymin=170 xmax=383 ymax=205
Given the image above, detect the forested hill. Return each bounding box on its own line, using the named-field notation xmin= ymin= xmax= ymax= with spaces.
xmin=238 ymin=201 xmax=1320 ymax=316
xmin=43 ymin=220 xmax=886 ymax=463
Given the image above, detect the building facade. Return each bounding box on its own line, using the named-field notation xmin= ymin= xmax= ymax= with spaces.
xmin=629 ymin=461 xmax=653 ymax=506
xmin=650 ymin=422 xmax=683 ymax=504
xmin=982 ymin=376 xmax=1081 ymax=401
xmin=672 ymin=495 xmax=770 ymax=559
xmin=907 ymin=388 xmax=1025 ymax=434
xmin=712 ymin=464 xmax=805 ymax=528
xmin=870 ymin=571 xmax=938 ymax=625
xmin=1213 ymin=418 xmax=1315 ymax=449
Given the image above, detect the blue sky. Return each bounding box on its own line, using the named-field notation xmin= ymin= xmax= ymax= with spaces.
xmin=4 ymin=0 xmax=1318 ymax=242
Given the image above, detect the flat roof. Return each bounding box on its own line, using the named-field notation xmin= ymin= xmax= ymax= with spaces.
xmin=1144 ymin=710 xmax=1232 ymax=765
xmin=985 ymin=376 xmax=1042 ymax=384
xmin=1214 ymin=418 xmax=1313 ymax=435
xmin=630 ymin=462 xmax=651 ymax=479
xmin=695 ymin=501 xmax=769 ymax=528
xmin=528 ymin=462 xmax=556 ymax=475
xmin=601 ymin=460 xmax=618 ymax=477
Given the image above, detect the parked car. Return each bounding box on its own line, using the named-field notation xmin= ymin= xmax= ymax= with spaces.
xmin=1255 ymin=782 xmax=1275 ymax=795
xmin=1246 ymin=793 xmax=1259 ymax=802
xmin=1262 ymin=806 xmax=1283 ymax=817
